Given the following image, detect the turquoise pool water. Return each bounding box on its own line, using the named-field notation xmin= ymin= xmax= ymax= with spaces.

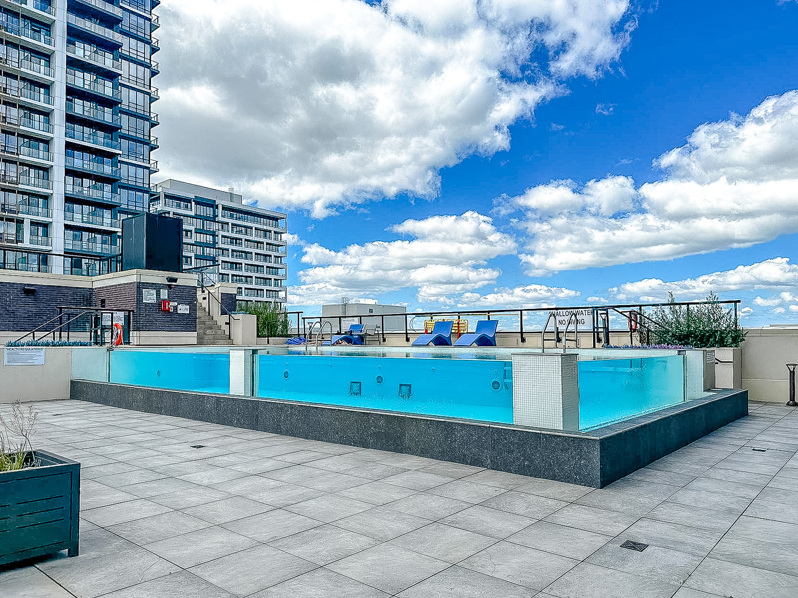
xmin=108 ymin=349 xmax=686 ymax=431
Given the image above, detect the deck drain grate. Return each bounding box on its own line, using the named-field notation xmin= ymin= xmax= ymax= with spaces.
xmin=620 ymin=540 xmax=648 ymax=552
xmin=189 ymin=445 xmax=206 ymax=449
xmin=752 ymin=448 xmax=767 ymax=452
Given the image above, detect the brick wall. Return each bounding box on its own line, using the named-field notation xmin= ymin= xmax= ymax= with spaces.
xmin=221 ymin=293 xmax=237 ymax=314
xmin=0 ymin=283 xmax=92 ymax=332
xmin=134 ymin=283 xmax=197 ymax=332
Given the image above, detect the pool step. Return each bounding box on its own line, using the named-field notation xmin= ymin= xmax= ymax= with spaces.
xmin=196 ymin=304 xmax=233 ymax=346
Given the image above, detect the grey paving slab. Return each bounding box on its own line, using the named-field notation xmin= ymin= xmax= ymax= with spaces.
xmin=79 ymin=483 xmax=140 ymax=510
xmin=182 ymin=496 xmax=274 ymax=524
xmin=222 ymin=508 xmax=323 ymax=543
xmin=333 ymin=505 xmax=431 ymax=541
xmin=646 ymin=500 xmax=740 ymax=533
xmin=482 ymin=490 xmax=569 ymax=519
xmin=574 ymin=488 xmax=663 ymax=516
xmin=508 ymin=520 xmax=612 ymax=560
xmin=381 ymin=470 xmax=456 ymax=491
xmin=178 ymin=467 xmax=250 ymax=486
xmin=337 ymin=480 xmax=418 ymax=505
xmin=107 ymin=510 xmax=211 ymax=545
xmin=99 ymin=571 xmax=235 ymax=598
xmin=0 ymin=564 xmax=77 ymax=598
xmin=251 ymin=568 xmax=390 ymax=598
xmin=327 ymin=543 xmax=450 ymax=595
xmin=544 ymin=562 xmax=679 ymax=598
xmin=463 ymin=469 xmax=535 ymax=490
xmin=390 ymin=522 xmax=498 ymax=563
xmin=397 ymin=565 xmax=536 ymax=598
xmin=93 ymin=469 xmax=169 ymax=488
xmin=543 ymin=504 xmax=638 ymax=537
xmin=515 ymin=477 xmax=594 ymax=501
xmin=745 ymin=496 xmax=798 ymax=524
xmin=440 ymin=504 xmax=536 ymax=539
xmin=586 ymin=541 xmax=702 ymax=585
xmin=667 ymin=487 xmax=753 ymax=513
xmin=144 ymin=525 xmax=259 ymax=568
xmin=80 ymin=498 xmax=174 ymax=527
xmin=416 ymin=461 xmax=485 ymax=479
xmin=341 ymin=462 xmax=411 ymax=480
xmin=709 ymin=532 xmax=798 ymax=577
xmin=284 ymin=494 xmax=373 ymax=522
xmin=122 ymin=477 xmax=203 ymax=498
xmin=268 ymin=523 xmax=379 ymax=565
xmin=37 ymin=544 xmax=180 ymax=598
xmin=387 ymin=492 xmax=472 ymax=520
xmin=427 ymin=479 xmax=507 ymax=503
xmin=459 ymin=540 xmax=578 ymax=590
xmin=617 ymin=517 xmax=724 ymax=557
xmin=189 ymin=544 xmax=317 ymax=596
xmin=149 ymin=485 xmax=232 ymax=509
xmin=685 ymin=557 xmax=798 ymax=598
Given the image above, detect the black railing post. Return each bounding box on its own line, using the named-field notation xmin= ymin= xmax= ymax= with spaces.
xmin=787 ymin=364 xmax=797 ymax=407
xmin=519 ymin=310 xmax=526 ymax=343
xmin=404 ymin=314 xmax=409 ymax=343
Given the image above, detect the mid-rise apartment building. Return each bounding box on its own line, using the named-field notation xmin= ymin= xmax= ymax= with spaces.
xmin=0 ymin=0 xmax=159 ymax=276
xmin=150 ymin=179 xmax=287 ymax=305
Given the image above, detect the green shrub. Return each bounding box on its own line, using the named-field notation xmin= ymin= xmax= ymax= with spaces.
xmin=237 ymin=301 xmax=290 ymax=337
xmin=649 ymin=292 xmax=746 ymax=348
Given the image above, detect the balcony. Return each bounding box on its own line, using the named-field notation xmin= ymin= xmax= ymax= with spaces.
xmin=64 ymin=211 xmax=120 ymax=228
xmin=66 ymin=127 xmax=121 ymax=151
xmin=67 ymin=45 xmax=122 ymax=73
xmin=66 ymin=71 xmax=122 ymax=102
xmin=65 ymin=156 xmax=121 ymax=179
xmin=71 ymin=0 xmax=123 ymax=20
xmin=64 ymin=237 xmax=117 ymax=255
xmin=65 ymin=183 xmax=120 ymax=204
xmin=67 ymin=13 xmax=123 ymax=45
xmin=0 ymin=54 xmax=54 ymax=79
xmin=0 ymin=21 xmax=54 ymax=47
xmin=67 ymin=102 xmax=121 ymax=127
xmin=17 ymin=203 xmax=52 ymax=218
xmin=150 ymin=136 xmax=159 ymax=148
xmin=150 ymin=87 xmax=159 ymax=101
xmin=7 ymin=0 xmax=55 ymax=17
xmin=150 ymin=60 xmax=159 ymax=74
xmin=19 ymin=145 xmax=54 ymax=162
xmin=150 ymin=112 xmax=159 ymax=126
xmin=151 ymin=36 xmax=159 ymax=52
xmin=2 ymin=84 xmax=55 ymax=107
xmin=19 ymin=175 xmax=52 ymax=190
xmin=29 ymin=235 xmax=51 ymax=247
xmin=150 ymin=160 xmax=158 ymax=173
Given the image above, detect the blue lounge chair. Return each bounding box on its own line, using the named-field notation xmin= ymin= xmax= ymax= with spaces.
xmin=331 ymin=323 xmax=365 ymax=345
xmin=412 ymin=321 xmax=453 ymax=346
xmin=454 ymin=320 xmax=498 ymax=347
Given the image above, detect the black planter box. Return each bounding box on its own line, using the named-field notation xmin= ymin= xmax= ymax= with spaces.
xmin=0 ymin=450 xmax=80 ymax=567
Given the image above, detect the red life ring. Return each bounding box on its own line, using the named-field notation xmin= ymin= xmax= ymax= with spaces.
xmin=627 ymin=311 xmax=639 ymax=331
xmin=112 ymin=323 xmax=123 ymax=346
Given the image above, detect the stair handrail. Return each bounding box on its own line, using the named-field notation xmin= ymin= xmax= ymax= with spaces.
xmin=192 ymin=267 xmax=238 ymax=340
xmin=10 ymin=307 xmax=126 ymax=346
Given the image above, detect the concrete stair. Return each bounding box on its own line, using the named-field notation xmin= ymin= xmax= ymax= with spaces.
xmin=196 ymin=303 xmax=233 ymax=345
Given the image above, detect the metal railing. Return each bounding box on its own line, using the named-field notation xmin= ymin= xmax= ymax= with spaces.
xmin=11 ymin=306 xmax=133 ymax=346
xmin=300 ymin=300 xmax=742 ymax=346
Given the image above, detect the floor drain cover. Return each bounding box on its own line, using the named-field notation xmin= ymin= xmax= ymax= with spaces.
xmin=190 ymin=445 xmax=206 ymax=449
xmin=752 ymin=448 xmax=767 ymax=452
xmin=620 ymin=540 xmax=648 ymax=552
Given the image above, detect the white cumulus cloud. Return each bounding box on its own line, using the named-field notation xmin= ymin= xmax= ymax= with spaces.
xmin=612 ymin=258 xmax=798 ymax=302
xmin=502 ymin=91 xmax=798 ymax=274
xmin=288 ymin=211 xmax=517 ymax=304
xmin=156 ymin=0 xmax=634 ymax=216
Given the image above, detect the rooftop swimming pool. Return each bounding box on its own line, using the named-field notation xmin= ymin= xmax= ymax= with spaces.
xmin=109 ymin=346 xmax=689 ymax=431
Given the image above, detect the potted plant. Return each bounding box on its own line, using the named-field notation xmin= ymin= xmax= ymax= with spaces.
xmin=649 ymin=292 xmax=745 ymax=389
xmin=0 ymin=401 xmax=80 ymax=567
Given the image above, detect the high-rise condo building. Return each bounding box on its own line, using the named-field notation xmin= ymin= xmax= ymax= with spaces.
xmin=0 ymin=0 xmax=159 ymax=276
xmin=150 ymin=179 xmax=288 ymax=305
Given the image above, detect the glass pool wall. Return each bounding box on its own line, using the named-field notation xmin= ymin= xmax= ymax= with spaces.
xmin=106 ymin=347 xmax=689 ymax=431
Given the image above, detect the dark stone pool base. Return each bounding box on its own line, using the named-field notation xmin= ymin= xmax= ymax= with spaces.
xmin=70 ymin=381 xmax=748 ymax=487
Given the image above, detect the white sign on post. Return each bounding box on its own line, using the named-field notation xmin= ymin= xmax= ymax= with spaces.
xmin=102 ymin=313 xmax=112 ymax=326
xmin=113 ymin=312 xmax=125 ymax=326
xmin=4 ymin=348 xmax=45 ymax=366
xmin=554 ymin=309 xmax=594 ymax=329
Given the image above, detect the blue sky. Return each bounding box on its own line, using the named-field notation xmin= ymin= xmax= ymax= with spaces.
xmin=156 ymin=0 xmax=798 ymax=326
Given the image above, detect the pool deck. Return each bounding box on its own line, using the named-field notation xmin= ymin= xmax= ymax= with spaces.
xmin=1 ymin=400 xmax=797 ymax=598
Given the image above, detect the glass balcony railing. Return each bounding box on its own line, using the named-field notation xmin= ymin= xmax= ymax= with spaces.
xmin=64 ymin=211 xmax=120 ymax=228
xmin=66 ymin=127 xmax=121 ymax=150
xmin=17 ymin=203 xmax=52 ymax=218
xmin=65 ymin=183 xmax=119 ymax=203
xmin=19 ymin=145 xmax=54 ymax=162
xmin=8 ymin=0 xmax=55 ymax=16
xmin=0 ymin=55 xmax=54 ymax=78
xmin=66 ymin=71 xmax=121 ymax=100
xmin=65 ymin=155 xmax=120 ymax=178
xmin=20 ymin=116 xmax=54 ymax=134
xmin=72 ymin=0 xmax=123 ymax=19
xmin=66 ymin=102 xmax=121 ymax=126
xmin=64 ymin=238 xmax=117 ymax=254
xmin=66 ymin=13 xmax=123 ymax=44
xmin=67 ymin=45 xmax=122 ymax=71
xmin=29 ymin=235 xmax=51 ymax=247
xmin=0 ymin=21 xmax=54 ymax=46
xmin=1 ymin=84 xmax=55 ymax=106
xmin=18 ymin=175 xmax=52 ymax=190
